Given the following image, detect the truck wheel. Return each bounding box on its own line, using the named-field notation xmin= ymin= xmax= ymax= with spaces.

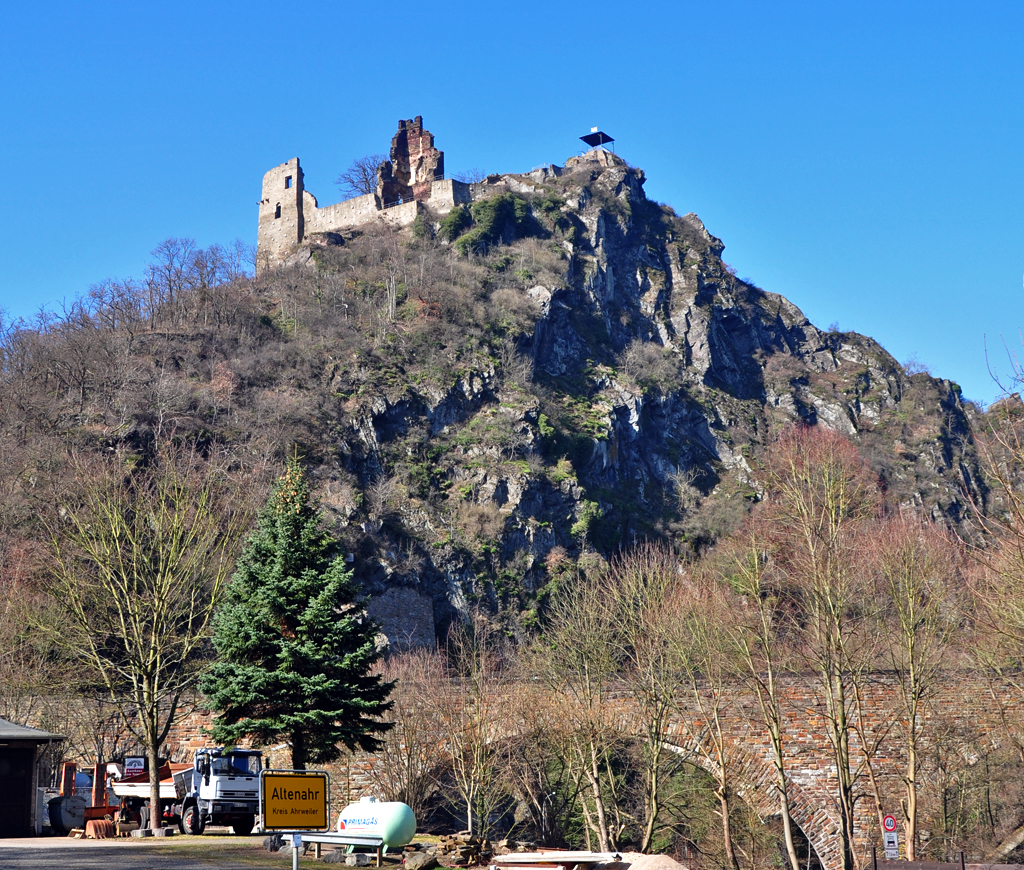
xmin=232 ymin=815 xmax=255 ymax=836
xmin=182 ymin=804 xmax=205 ymax=836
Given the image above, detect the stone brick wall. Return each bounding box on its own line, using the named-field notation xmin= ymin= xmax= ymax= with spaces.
xmin=58 ymin=662 xmax=1018 ymax=867
xmin=255 ymin=121 xmax=474 ymax=272
xmin=365 ymin=587 xmax=435 ymax=650
xmin=305 ymin=192 xmax=381 ymax=236
xmin=650 ymin=677 xmax=1023 ymax=870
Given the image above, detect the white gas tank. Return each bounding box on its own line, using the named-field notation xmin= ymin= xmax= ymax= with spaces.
xmin=336 ymin=797 xmax=416 ymax=848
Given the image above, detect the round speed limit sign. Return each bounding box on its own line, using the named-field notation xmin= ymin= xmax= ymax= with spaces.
xmin=883 ymin=814 xmax=897 ymax=832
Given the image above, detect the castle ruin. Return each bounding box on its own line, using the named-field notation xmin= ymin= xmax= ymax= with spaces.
xmin=257 ymin=117 xmax=472 ymax=271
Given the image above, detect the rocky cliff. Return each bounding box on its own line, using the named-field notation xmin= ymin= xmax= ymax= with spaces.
xmin=0 ymin=149 xmax=985 ymax=646
xmin=280 ymin=149 xmax=983 ymax=641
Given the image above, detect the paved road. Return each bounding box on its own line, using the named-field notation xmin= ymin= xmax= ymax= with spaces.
xmin=0 ymin=835 xmax=293 ymax=869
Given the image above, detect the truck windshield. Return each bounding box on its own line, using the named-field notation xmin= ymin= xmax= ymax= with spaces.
xmin=212 ymin=755 xmax=260 ymax=776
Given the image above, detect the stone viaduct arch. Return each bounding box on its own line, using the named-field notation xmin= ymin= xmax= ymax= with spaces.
xmin=605 ymin=676 xmax=1024 ymax=870
xmin=156 ymin=675 xmax=1024 ymax=870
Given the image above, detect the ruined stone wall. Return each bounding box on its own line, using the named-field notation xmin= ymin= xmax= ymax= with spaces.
xmin=425 ymin=179 xmax=472 ymax=211
xmin=378 ymin=200 xmax=421 ymax=229
xmin=365 ymin=587 xmax=435 ymax=650
xmin=257 ymin=174 xmax=472 ymax=270
xmin=256 ymin=119 xmax=477 ymax=271
xmin=305 ymin=193 xmax=381 ymax=235
xmin=298 ymin=180 xmax=471 ymax=245
xmin=378 ymin=116 xmax=445 ymax=205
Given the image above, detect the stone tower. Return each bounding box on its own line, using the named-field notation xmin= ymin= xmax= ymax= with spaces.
xmin=376 ymin=116 xmax=445 ymax=205
xmin=257 ymin=158 xmax=305 ymax=269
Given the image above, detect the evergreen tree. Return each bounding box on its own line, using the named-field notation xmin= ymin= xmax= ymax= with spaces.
xmin=201 ymin=458 xmax=393 ymax=769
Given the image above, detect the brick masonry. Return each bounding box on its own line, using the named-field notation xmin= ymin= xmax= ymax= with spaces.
xmin=256 ymin=118 xmax=471 ymax=272
xmin=138 ymin=674 xmax=1024 ymax=870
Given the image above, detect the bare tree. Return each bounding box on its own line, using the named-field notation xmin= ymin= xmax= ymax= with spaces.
xmin=719 ymin=530 xmax=802 ymax=870
xmin=336 ymin=154 xmax=387 ymax=198
xmin=364 ymin=223 xmax=408 ymax=334
xmin=499 ymin=680 xmax=585 ymax=846
xmin=962 ymin=396 xmax=1024 ymax=859
xmin=873 ymin=515 xmax=964 ymax=860
xmin=605 ymin=544 xmax=688 ymax=852
xmin=757 ymin=426 xmax=881 ymax=870
xmin=670 ymin=562 xmax=745 ymax=870
xmin=370 ymin=649 xmax=448 ymax=820
xmin=0 ymin=533 xmax=57 ymax=724
xmin=43 ymin=443 xmax=253 ymax=829
xmin=434 ymin=615 xmax=510 ymax=837
xmin=530 ymin=568 xmax=623 ymax=851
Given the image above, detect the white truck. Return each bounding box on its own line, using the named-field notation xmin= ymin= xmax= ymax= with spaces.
xmin=113 ymin=747 xmax=262 ymax=835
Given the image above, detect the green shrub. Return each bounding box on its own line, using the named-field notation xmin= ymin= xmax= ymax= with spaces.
xmin=454 ymin=193 xmax=532 ymax=255
xmin=438 ymin=205 xmax=472 ymax=242
xmin=570 ymin=499 xmax=603 ymax=539
xmin=411 ymin=213 xmax=432 ymax=239
xmin=535 ymin=193 xmax=565 ymax=217
xmin=491 ymin=254 xmax=514 ymax=274
xmin=550 ymin=457 xmax=575 ymax=484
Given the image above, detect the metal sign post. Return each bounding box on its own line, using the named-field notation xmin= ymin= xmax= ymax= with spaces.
xmin=260 ymin=768 xmax=331 ymax=869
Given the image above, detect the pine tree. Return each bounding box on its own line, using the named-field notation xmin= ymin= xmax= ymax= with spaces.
xmin=201 ymin=458 xmax=393 ymax=769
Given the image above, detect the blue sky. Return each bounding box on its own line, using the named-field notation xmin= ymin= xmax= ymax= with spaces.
xmin=1 ymin=0 xmax=1021 ymax=406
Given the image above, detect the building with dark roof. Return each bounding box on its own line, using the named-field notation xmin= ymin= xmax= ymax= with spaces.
xmin=0 ymin=718 xmax=63 ymax=837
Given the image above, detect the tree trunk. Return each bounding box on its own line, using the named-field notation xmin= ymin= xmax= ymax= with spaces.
xmin=584 ymin=739 xmax=610 ymax=851
xmin=140 ymin=672 xmax=163 ymax=832
xmin=828 ymin=671 xmax=857 ymax=870
xmin=291 ymin=731 xmax=306 ymax=771
xmin=639 ymin=739 xmax=661 ymax=853
xmin=905 ymin=736 xmax=918 ymax=861
xmin=147 ymin=739 xmax=161 ymax=831
xmin=777 ymin=755 xmax=802 ymax=870
xmin=717 ymin=783 xmax=741 ymax=870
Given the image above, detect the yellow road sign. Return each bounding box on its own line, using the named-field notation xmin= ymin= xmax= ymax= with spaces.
xmin=261 ymin=770 xmax=330 ymax=831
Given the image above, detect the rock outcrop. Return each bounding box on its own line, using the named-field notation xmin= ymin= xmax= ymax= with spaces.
xmin=288 ymin=147 xmax=983 ymax=642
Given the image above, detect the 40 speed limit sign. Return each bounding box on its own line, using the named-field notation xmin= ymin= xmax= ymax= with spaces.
xmin=883 ymin=814 xmax=897 ymax=832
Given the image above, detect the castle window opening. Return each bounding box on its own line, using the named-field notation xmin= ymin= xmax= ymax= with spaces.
xmin=275 ymin=203 xmax=281 ymax=219
xmin=285 ymin=176 xmax=292 ymax=189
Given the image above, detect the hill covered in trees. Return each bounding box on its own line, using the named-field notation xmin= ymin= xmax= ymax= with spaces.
xmin=0 ymin=148 xmax=999 ymax=646
xmin=7 ymin=145 xmax=1024 ymax=867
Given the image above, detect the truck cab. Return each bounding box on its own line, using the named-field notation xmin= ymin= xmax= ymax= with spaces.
xmin=175 ymin=747 xmax=262 ymax=835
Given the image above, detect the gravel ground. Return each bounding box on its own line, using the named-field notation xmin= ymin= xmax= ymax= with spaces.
xmin=0 ymin=834 xmax=314 ymax=869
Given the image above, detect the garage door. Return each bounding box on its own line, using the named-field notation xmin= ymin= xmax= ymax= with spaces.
xmin=0 ymin=749 xmax=34 ymax=837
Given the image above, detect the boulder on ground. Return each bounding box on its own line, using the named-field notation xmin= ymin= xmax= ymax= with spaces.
xmin=405 ymin=852 xmax=439 ymax=870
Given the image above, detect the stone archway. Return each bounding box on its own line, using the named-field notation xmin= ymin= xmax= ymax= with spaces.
xmin=661 ymin=737 xmax=842 ymax=870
